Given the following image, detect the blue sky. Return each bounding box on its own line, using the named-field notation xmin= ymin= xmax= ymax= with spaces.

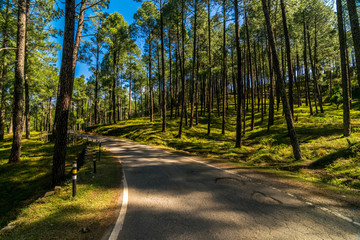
xmin=54 ymin=0 xmax=142 ymax=79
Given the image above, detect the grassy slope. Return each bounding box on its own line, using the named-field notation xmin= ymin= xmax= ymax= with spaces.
xmin=1 ymin=144 xmax=122 ymax=240
xmin=87 ymin=100 xmax=360 ymax=191
xmin=0 ymin=133 xmax=86 ymax=229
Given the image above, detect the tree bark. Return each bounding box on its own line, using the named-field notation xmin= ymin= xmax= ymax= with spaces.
xmin=0 ymin=0 xmax=11 ymax=141
xmin=261 ymin=0 xmax=302 ymax=160
xmin=178 ymin=0 xmax=186 ymax=138
xmin=267 ymin=39 xmax=275 ymax=130
xmin=346 ymin=0 xmax=360 ymax=87
xmin=24 ymin=0 xmax=30 ymax=139
xmin=94 ymin=36 xmax=100 ymax=125
xmin=303 ymin=13 xmax=313 ymax=115
xmin=222 ymin=0 xmax=227 ymax=134
xmin=243 ymin=1 xmax=254 ymax=131
xmin=280 ymin=0 xmax=294 ymax=115
xmin=234 ymin=0 xmax=243 ymax=148
xmin=169 ymin=31 xmax=173 ymax=120
xmin=160 ymin=0 xmax=166 ymax=132
xmin=129 ymin=58 xmax=132 ymax=119
xmin=51 ymin=0 xmax=76 ymax=185
xmin=207 ymin=0 xmax=212 ymax=136
xmin=148 ymin=34 xmax=154 ymax=122
xmin=190 ymin=0 xmax=197 ymax=129
xmin=9 ymin=0 xmax=27 ymax=163
xmin=336 ymin=0 xmax=351 ymax=137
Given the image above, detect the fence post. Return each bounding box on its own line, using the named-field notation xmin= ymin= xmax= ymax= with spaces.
xmin=72 ymin=161 xmax=77 ymax=197
xmin=99 ymin=142 xmax=101 ymax=161
xmin=93 ymin=150 xmax=97 ymax=174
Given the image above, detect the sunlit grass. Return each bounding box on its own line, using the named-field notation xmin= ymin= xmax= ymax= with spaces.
xmin=1 ymin=148 xmax=122 ymax=240
xmin=0 ymin=133 xmax=86 ymax=229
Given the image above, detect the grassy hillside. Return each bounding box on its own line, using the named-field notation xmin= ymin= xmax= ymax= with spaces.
xmin=87 ymin=100 xmax=360 ymax=192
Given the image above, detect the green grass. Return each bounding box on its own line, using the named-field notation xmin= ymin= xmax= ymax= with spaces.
xmin=87 ymin=100 xmax=360 ymax=192
xmin=0 ymin=145 xmax=122 ymax=240
xmin=0 ymin=133 xmax=86 ymax=229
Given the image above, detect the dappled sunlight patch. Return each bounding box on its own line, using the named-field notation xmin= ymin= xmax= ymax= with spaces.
xmin=0 ymin=133 xmax=87 ymax=229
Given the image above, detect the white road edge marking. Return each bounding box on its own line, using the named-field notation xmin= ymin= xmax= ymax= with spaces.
xmin=109 ymin=171 xmax=128 ymax=240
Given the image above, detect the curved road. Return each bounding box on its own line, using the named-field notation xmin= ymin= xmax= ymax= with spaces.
xmin=79 ymin=133 xmax=360 ymax=240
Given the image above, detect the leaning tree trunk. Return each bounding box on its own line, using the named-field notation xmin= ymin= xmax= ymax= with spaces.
xmin=346 ymin=0 xmax=360 ymax=87
xmin=52 ymin=0 xmax=76 ymax=186
xmin=261 ymin=0 xmax=302 ymax=160
xmin=336 ymin=0 xmax=351 ymax=137
xmin=9 ymin=0 xmax=27 ymax=163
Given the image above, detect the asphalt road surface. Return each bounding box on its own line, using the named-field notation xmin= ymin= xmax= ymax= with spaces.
xmin=79 ymin=133 xmax=360 ymax=240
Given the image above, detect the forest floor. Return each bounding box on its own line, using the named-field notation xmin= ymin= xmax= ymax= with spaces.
xmin=0 ymin=133 xmax=86 ymax=229
xmin=0 ymin=135 xmax=122 ymax=240
xmin=87 ymin=100 xmax=360 ymax=194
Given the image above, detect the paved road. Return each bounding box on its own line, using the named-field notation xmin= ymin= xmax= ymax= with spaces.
xmin=79 ymin=133 xmax=360 ymax=240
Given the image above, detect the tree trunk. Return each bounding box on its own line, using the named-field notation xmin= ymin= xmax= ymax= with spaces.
xmin=48 ymin=97 xmax=52 ymax=131
xmin=0 ymin=0 xmax=11 ymax=141
xmin=24 ymin=0 xmax=30 ymax=139
xmin=231 ymin=49 xmax=237 ymax=111
xmin=267 ymin=39 xmax=275 ymax=130
xmin=113 ymin=49 xmax=117 ymax=123
xmin=244 ymin=4 xmax=254 ymax=131
xmin=53 ymin=0 xmax=86 ymax=137
xmin=222 ymin=0 xmax=227 ymax=134
xmin=94 ymin=40 xmax=100 ymax=125
xmin=261 ymin=0 xmax=302 ymax=160
xmin=190 ymin=0 xmax=197 ymax=128
xmin=235 ymin=0 xmax=243 ymax=148
xmin=129 ymin=58 xmax=132 ymax=119
xmin=169 ymin=31 xmax=173 ymax=120
xmin=303 ymin=13 xmax=313 ymax=115
xmin=295 ymin=52 xmax=302 ymax=107
xmin=346 ymin=0 xmax=360 ymax=87
xmin=280 ymin=0 xmax=294 ymax=115
xmin=148 ymin=35 xmax=154 ymax=122
xmin=51 ymin=0 xmax=76 ymax=185
xmin=207 ymin=0 xmax=212 ymax=136
xmin=178 ymin=0 xmax=186 ymax=138
xmin=9 ymin=0 xmax=27 ymax=163
xmin=336 ymin=0 xmax=351 ymax=137
xmin=160 ymin=0 xmax=166 ymax=132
